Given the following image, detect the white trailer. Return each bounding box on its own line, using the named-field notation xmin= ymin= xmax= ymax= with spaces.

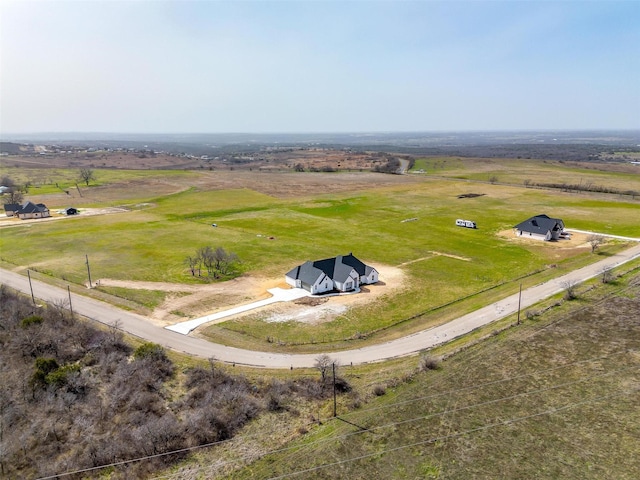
xmin=456 ymin=219 xmax=477 ymax=229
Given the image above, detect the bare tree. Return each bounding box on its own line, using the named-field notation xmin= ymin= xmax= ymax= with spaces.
xmin=198 ymin=246 xmax=216 ymax=277
xmin=561 ymin=279 xmax=579 ymax=300
xmin=587 ymin=234 xmax=605 ymax=253
xmin=600 ymin=266 xmax=614 ymax=284
xmin=1 ymin=176 xmax=24 ymax=204
xmin=184 ymin=255 xmax=198 ymax=276
xmin=314 ymin=354 xmax=333 ymax=381
xmin=4 ymin=189 xmax=23 ymax=205
xmin=78 ymin=168 xmax=96 ymax=187
xmin=213 ymin=247 xmax=238 ymax=275
xmin=189 ymin=246 xmax=239 ymax=278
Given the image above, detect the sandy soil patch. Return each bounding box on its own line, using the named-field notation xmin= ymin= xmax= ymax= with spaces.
xmin=0 ymin=207 xmax=128 ymax=228
xmin=497 ymin=229 xmax=591 ymax=249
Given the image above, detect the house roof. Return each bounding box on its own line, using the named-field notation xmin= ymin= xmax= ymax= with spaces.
xmin=17 ymin=201 xmax=49 ymax=214
xmin=340 ymin=253 xmax=367 ymax=276
xmin=515 ymin=214 xmax=564 ymax=235
xmin=3 ymin=203 xmax=20 ymax=212
xmin=286 ymin=261 xmax=327 ymax=286
xmin=286 ymin=254 xmax=369 ymax=286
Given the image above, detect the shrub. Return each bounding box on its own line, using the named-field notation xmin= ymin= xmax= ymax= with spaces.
xmin=21 ymin=315 xmax=44 ymax=328
xmin=133 ymin=342 xmax=165 ymax=360
xmin=45 ymin=364 xmax=81 ymax=388
xmin=373 ymin=384 xmax=386 ymax=396
xmin=420 ymin=355 xmax=441 ymax=371
xmin=32 ymin=357 xmax=60 ymax=387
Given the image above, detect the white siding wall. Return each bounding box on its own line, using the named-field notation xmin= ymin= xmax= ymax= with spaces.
xmin=285 ymin=276 xmax=299 ymax=289
xmin=363 ymin=269 xmax=379 ymax=284
xmin=334 ymin=270 xmax=359 ymax=292
xmin=312 ymin=274 xmax=333 ymax=294
xmin=517 ymin=230 xmax=549 ymax=241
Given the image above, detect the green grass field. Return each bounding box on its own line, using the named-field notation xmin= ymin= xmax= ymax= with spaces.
xmin=1 ymin=162 xmax=639 ymax=350
xmin=3 ymin=160 xmax=640 ymax=479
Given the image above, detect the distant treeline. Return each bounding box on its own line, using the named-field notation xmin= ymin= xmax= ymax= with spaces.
xmin=526 ymin=180 xmax=638 ymax=198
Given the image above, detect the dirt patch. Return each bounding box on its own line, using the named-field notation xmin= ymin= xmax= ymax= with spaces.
xmin=97 ymin=264 xmax=406 ymax=326
xmin=457 ymin=193 xmax=485 ymax=199
xmin=497 ymin=229 xmax=591 ymax=249
xmin=0 ymin=207 xmax=128 ymax=228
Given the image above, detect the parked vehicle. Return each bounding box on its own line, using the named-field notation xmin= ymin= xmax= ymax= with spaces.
xmin=456 ymin=219 xmax=477 ymax=229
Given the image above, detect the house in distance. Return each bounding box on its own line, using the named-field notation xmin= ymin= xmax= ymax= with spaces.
xmin=285 ymin=253 xmax=379 ymax=295
xmin=515 ymin=214 xmax=566 ymax=241
xmin=3 ymin=201 xmax=51 ymax=220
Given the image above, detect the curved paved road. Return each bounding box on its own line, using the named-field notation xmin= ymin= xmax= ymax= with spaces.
xmin=2 ymin=241 xmax=639 ymax=368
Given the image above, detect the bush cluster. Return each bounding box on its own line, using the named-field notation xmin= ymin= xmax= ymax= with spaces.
xmin=0 ymin=286 xmax=351 ymax=479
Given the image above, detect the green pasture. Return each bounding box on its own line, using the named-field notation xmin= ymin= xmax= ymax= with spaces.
xmin=411 ymin=157 xmax=640 ymax=193
xmin=2 ymin=169 xmax=638 ymax=348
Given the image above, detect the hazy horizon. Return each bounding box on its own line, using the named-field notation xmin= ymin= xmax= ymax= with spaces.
xmin=2 ymin=1 xmax=639 ymax=134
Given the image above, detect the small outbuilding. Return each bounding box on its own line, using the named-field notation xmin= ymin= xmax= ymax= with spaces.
xmin=515 ymin=214 xmax=565 ymax=241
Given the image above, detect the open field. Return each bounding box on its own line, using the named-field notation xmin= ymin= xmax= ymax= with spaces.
xmin=411 ymin=156 xmax=640 ymax=193
xmin=2 ymin=155 xmax=640 ymax=479
xmin=214 ymin=266 xmax=640 ymax=480
xmin=1 ymin=158 xmax=639 ymax=353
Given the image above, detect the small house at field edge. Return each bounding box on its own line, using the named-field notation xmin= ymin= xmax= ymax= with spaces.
xmin=3 ymin=201 xmax=51 ymax=219
xmin=3 ymin=203 xmax=20 ymax=217
xmin=515 ymin=214 xmax=565 ymax=241
xmin=285 ymin=253 xmax=379 ymax=294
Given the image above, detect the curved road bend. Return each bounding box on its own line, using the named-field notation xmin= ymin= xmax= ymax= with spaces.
xmin=2 ymin=242 xmax=640 ymax=369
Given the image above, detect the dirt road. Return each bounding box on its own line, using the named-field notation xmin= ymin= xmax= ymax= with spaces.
xmin=2 ymin=242 xmax=639 ymax=368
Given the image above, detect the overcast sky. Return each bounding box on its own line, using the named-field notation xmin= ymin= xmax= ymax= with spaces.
xmin=1 ymin=0 xmax=638 ymax=134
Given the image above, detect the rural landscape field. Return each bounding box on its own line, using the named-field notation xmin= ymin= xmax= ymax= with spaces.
xmin=1 ymin=137 xmax=639 ymax=478
xmin=3 ymin=0 xmax=639 ymax=477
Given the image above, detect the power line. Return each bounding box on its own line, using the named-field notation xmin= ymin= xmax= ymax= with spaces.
xmin=36 ymin=353 xmax=636 ymax=480
xmin=338 ymin=348 xmax=633 ymax=420
xmin=266 ymin=388 xmax=638 ymax=480
xmin=148 ymin=364 xmax=637 ymax=480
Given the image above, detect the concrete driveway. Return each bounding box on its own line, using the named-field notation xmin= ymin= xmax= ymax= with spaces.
xmin=2 ymin=241 xmax=639 ymax=368
xmin=166 ymin=287 xmax=310 ymax=334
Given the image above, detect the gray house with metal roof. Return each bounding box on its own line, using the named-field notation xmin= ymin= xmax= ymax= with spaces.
xmin=515 ymin=214 xmax=565 ymax=241
xmin=285 ymin=253 xmax=379 ymax=294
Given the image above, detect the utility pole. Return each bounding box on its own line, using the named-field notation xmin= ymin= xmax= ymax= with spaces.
xmin=68 ymin=285 xmax=74 ymax=317
xmin=85 ymin=254 xmax=92 ymax=288
xmin=332 ymin=362 xmax=337 ymax=418
xmin=27 ymin=270 xmax=35 ymax=305
xmin=517 ymin=283 xmax=522 ymax=325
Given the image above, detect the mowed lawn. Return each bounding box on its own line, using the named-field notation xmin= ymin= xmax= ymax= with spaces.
xmin=1 ymin=169 xmax=639 ymax=346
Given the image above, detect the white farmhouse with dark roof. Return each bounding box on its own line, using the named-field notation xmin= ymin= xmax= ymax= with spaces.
xmin=514 ymin=214 xmax=565 ymax=241
xmin=285 ymin=253 xmax=379 ymax=294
